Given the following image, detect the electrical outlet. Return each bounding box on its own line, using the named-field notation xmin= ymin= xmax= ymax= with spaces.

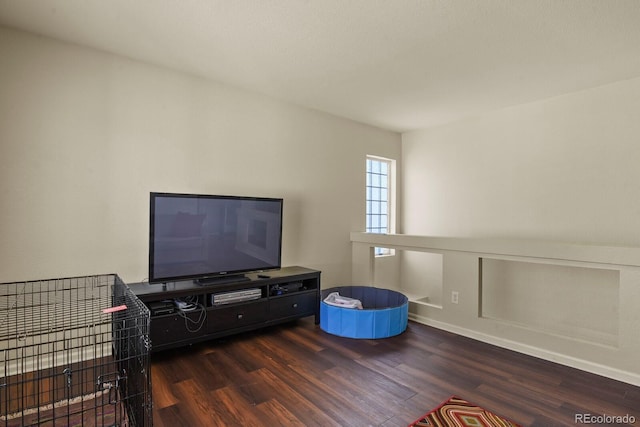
xmin=451 ymin=291 xmax=459 ymax=304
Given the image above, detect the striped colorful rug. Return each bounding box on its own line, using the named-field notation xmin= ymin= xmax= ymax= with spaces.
xmin=409 ymin=395 xmax=522 ymax=427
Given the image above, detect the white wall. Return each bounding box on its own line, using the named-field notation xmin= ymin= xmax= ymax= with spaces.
xmin=0 ymin=26 xmax=401 ymax=285
xmin=402 ymin=76 xmax=640 ymax=246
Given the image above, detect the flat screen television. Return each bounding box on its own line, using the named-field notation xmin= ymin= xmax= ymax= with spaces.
xmin=149 ymin=192 xmax=283 ymax=284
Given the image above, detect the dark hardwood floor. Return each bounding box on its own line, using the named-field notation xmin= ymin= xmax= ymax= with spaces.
xmin=150 ymin=318 xmax=640 ymax=426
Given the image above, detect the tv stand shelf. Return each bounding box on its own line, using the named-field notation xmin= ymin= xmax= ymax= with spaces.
xmin=128 ymin=266 xmax=320 ymax=352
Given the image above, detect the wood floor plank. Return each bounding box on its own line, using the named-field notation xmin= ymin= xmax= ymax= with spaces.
xmin=202 ymin=349 xmax=262 ymax=392
xmin=250 ymin=367 xmax=341 ymax=426
xmin=239 ymin=335 xmax=383 ymax=425
xmin=208 ymin=385 xmax=270 ymax=426
xmin=173 ymin=378 xmax=227 ymax=425
xmin=151 ymin=318 xmax=640 ymax=426
xmin=287 ymin=363 xmax=391 ymax=427
xmin=469 ymin=383 xmax=552 ymax=426
xmin=254 ymin=398 xmax=307 ymax=426
xmin=150 ymin=364 xmax=180 ymax=410
xmin=155 ymin=403 xmax=199 ymax=427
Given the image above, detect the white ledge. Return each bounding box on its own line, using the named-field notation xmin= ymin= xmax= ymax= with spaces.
xmin=350 ymin=232 xmax=640 ymax=268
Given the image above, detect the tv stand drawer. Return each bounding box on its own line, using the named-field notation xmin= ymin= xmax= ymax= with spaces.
xmin=209 ymin=300 xmax=268 ymax=332
xmin=269 ymin=292 xmax=317 ymax=319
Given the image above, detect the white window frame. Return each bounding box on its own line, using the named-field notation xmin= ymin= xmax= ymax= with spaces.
xmin=366 ymin=155 xmax=396 ymax=257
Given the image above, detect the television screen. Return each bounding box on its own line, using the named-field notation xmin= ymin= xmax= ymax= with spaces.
xmin=149 ymin=192 xmax=283 ymax=284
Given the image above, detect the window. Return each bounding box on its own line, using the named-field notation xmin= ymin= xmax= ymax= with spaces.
xmin=366 ymin=156 xmax=394 ymax=256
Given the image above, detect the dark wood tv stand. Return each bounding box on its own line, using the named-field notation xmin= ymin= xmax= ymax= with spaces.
xmin=128 ymin=266 xmax=321 ymax=352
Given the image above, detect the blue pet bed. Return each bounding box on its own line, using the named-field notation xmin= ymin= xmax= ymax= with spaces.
xmin=320 ymin=286 xmax=408 ymax=339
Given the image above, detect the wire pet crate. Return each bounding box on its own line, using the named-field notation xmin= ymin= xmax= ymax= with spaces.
xmin=0 ymin=274 xmax=152 ymax=426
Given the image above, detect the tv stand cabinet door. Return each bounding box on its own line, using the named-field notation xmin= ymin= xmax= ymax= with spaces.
xmin=150 ymin=311 xmax=207 ymax=351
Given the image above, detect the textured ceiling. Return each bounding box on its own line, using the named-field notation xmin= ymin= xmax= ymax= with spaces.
xmin=1 ymin=0 xmax=640 ymax=132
